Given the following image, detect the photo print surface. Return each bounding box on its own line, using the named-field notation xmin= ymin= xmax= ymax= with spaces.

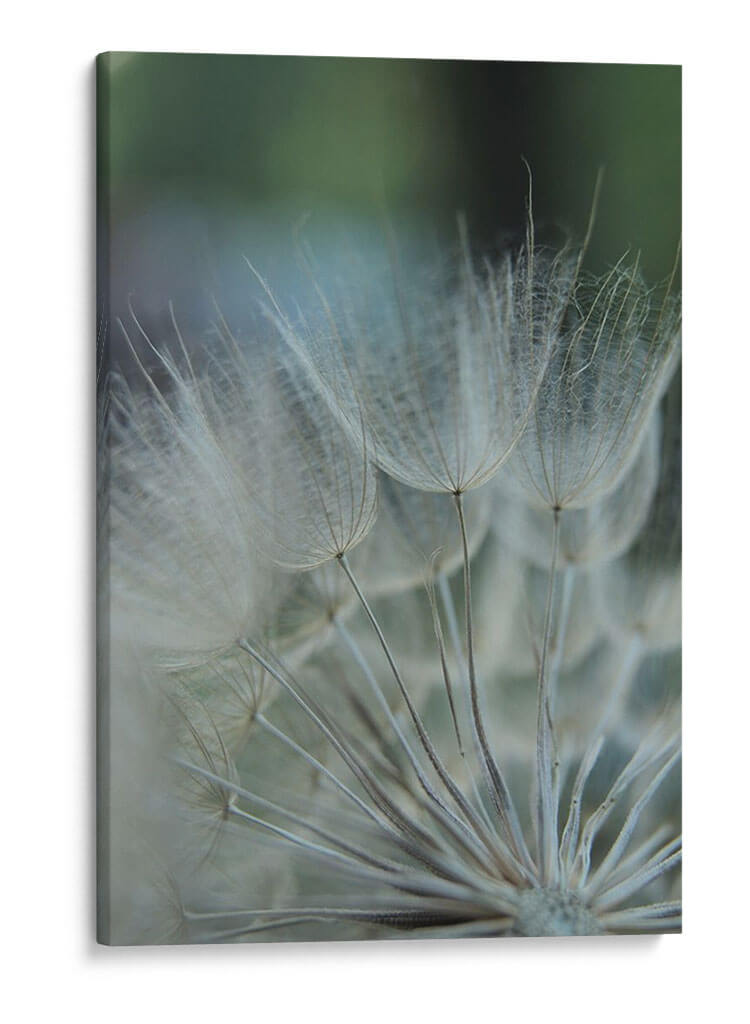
xmin=97 ymin=53 xmax=681 ymax=944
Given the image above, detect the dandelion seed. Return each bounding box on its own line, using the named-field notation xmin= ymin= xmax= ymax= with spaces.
xmin=494 ymin=409 xmax=661 ymax=570
xmin=503 ymin=251 xmax=680 ymax=512
xmin=110 ymin=328 xmax=286 ymax=665
xmin=278 ymin=229 xmax=551 ymax=498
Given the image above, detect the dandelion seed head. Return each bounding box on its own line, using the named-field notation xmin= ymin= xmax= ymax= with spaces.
xmin=106 ymin=208 xmax=681 ymax=944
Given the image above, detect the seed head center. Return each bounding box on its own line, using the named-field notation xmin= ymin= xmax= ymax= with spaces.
xmin=514 ymin=888 xmax=603 ymax=937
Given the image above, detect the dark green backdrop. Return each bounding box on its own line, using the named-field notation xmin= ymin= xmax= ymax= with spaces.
xmin=98 ymin=54 xmax=680 ymax=356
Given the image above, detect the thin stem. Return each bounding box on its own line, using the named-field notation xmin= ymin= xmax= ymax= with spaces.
xmin=337 ymin=554 xmax=465 ymax=798
xmin=237 ymin=639 xmax=452 ymax=852
xmin=337 ymin=553 xmax=517 ymax=877
xmin=593 ymin=843 xmax=682 ymax=912
xmin=333 ymin=624 xmax=501 ymax=874
xmin=335 ymin=617 xmax=430 ymax=784
xmin=548 ymin=562 xmax=575 ymax=714
xmin=584 ymin=749 xmax=681 ymax=899
xmin=179 ymin=758 xmax=399 ymax=874
xmin=255 ymin=713 xmax=386 ymax=832
xmin=536 ymin=505 xmax=561 ymax=886
xmin=454 ymin=491 xmax=535 ymax=874
xmin=558 ymin=736 xmax=604 ymax=886
xmin=572 ymin=726 xmax=679 ymax=888
xmin=438 ymin=569 xmax=501 ymax=838
xmin=437 ymin=570 xmax=467 ymax=678
xmin=424 ymin=575 xmax=464 ymax=757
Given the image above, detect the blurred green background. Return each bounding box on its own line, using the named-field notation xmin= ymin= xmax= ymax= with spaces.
xmin=98 ymin=54 xmax=680 ymax=353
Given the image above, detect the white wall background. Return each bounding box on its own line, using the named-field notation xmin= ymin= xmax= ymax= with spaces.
xmin=2 ymin=5 xmax=744 ymax=1021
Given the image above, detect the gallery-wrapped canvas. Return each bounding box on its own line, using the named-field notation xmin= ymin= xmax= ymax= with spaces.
xmin=97 ymin=53 xmax=681 ymax=944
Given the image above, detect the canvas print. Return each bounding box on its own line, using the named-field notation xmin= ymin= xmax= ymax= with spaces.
xmin=97 ymin=54 xmax=681 ymax=944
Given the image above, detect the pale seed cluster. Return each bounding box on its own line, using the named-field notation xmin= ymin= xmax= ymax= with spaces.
xmin=104 ymin=220 xmax=681 ymax=943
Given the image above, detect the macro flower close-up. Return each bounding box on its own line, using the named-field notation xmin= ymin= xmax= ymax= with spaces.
xmin=97 ymin=53 xmax=682 ymax=947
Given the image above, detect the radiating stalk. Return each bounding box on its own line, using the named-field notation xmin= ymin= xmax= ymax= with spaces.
xmin=438 ymin=568 xmax=503 ymax=838
xmin=424 ymin=575 xmax=464 ymax=757
xmin=337 ymin=554 xmax=465 ymax=802
xmin=548 ymin=562 xmax=575 ymax=714
xmin=337 ymin=552 xmax=518 ymax=876
xmin=536 ymin=505 xmax=561 ymax=886
xmin=336 ymin=617 xmax=433 ymax=784
xmin=437 ymin=570 xmax=467 ymax=678
xmin=237 ymin=638 xmax=455 ymax=851
xmin=335 ymin=616 xmax=500 ymax=870
xmin=454 ymin=491 xmax=535 ymax=873
xmin=255 ymin=713 xmax=388 ymax=832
